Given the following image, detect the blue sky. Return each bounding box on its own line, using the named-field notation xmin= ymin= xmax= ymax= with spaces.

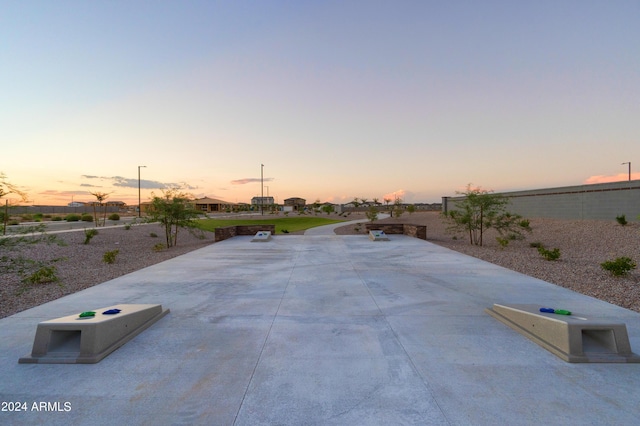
xmin=1 ymin=1 xmax=638 ymax=206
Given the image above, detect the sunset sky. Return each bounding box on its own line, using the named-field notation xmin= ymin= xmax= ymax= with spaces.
xmin=1 ymin=1 xmax=638 ymax=206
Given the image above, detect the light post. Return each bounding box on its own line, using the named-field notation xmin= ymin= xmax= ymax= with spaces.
xmin=261 ymin=163 xmax=264 ymax=216
xmin=138 ymin=165 xmax=146 ymax=217
xmin=621 ymin=162 xmax=631 ymax=181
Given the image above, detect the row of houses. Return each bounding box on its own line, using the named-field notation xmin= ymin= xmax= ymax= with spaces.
xmin=68 ymin=201 xmax=127 ymax=208
xmin=69 ymin=196 xmax=440 ymax=214
xmin=138 ymin=196 xmax=309 ymax=213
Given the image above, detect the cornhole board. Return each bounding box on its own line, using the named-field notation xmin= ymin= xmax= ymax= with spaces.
xmin=369 ymin=230 xmax=389 ymax=241
xmin=486 ymin=303 xmax=640 ymax=363
xmin=251 ymin=231 xmax=272 ymax=242
xmin=19 ymin=304 xmax=169 ymax=364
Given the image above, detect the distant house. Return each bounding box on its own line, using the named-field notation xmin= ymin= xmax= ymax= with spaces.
xmin=251 ymin=196 xmax=275 ymax=206
xmin=192 ymin=197 xmax=236 ymax=212
xmin=106 ymin=201 xmax=126 ymax=208
xmin=284 ymin=197 xmax=306 ymax=211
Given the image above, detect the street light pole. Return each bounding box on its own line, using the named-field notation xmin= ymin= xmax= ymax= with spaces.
xmin=138 ymin=165 xmax=146 ymax=217
xmin=622 ymin=162 xmax=631 ymax=181
xmin=261 ymin=164 xmax=264 ymax=216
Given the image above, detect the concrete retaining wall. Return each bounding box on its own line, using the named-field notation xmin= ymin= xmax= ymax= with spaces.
xmin=443 ymin=180 xmax=640 ymax=221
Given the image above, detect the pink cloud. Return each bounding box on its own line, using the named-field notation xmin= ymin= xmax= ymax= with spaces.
xmin=382 ymin=189 xmax=406 ymax=202
xmin=584 ymin=173 xmax=640 ymax=184
xmin=231 ymin=178 xmax=274 ymax=185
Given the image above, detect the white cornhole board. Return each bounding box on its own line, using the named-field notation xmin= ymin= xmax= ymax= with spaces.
xmin=19 ymin=304 xmax=169 ymax=364
xmin=369 ymin=230 xmax=389 ymax=241
xmin=486 ymin=303 xmax=640 ymax=363
xmin=251 ymin=231 xmax=272 ymax=242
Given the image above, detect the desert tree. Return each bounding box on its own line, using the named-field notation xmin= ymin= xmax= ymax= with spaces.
xmin=147 ymin=187 xmax=201 ymax=248
xmin=0 ymin=172 xmax=28 ymax=202
xmin=383 ymin=197 xmax=392 ymax=210
xmin=406 ymin=204 xmax=416 ymax=215
xmin=392 ymin=196 xmax=404 ymax=218
xmin=89 ymin=191 xmax=111 ymax=227
xmin=1 ymin=172 xmax=28 ymax=233
xmin=366 ymin=205 xmax=378 ymax=222
xmin=1 ymin=174 xmax=65 ymax=285
xmin=443 ymin=184 xmax=531 ymax=246
xmin=321 ymin=204 xmax=334 ymax=215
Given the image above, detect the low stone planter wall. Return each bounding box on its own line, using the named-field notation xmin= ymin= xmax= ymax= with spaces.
xmin=215 ymin=225 xmax=277 ymax=242
xmin=364 ymin=223 xmax=427 ymax=240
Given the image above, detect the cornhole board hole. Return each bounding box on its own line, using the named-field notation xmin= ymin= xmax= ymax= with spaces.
xmin=369 ymin=230 xmax=389 ymax=241
xmin=486 ymin=303 xmax=640 ymax=363
xmin=251 ymin=231 xmax=272 ymax=242
xmin=19 ymin=304 xmax=169 ymax=364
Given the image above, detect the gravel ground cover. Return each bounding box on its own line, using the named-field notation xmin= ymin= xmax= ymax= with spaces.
xmin=1 ymin=223 xmax=215 ymax=319
xmin=335 ymin=211 xmax=640 ymax=313
xmin=2 ymin=211 xmax=639 ymax=319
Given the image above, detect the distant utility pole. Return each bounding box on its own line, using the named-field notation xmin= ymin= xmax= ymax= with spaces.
xmin=261 ymin=163 xmax=264 ymax=216
xmin=622 ymin=162 xmax=631 ymax=181
xmin=138 ymin=165 xmax=146 ymax=217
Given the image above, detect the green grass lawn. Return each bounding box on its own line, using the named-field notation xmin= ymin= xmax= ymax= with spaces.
xmin=196 ymin=216 xmax=346 ymax=234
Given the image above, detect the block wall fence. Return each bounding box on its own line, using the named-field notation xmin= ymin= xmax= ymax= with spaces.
xmin=442 ymin=180 xmax=640 ymax=221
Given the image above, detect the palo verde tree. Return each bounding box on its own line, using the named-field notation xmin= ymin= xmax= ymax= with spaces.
xmin=443 ymin=184 xmax=531 ymax=246
xmin=147 ymin=187 xmax=201 ymax=248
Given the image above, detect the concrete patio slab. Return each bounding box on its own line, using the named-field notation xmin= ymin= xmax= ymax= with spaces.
xmin=1 ymin=234 xmax=639 ymax=425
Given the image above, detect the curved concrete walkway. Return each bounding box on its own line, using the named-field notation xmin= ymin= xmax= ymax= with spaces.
xmin=304 ymin=214 xmax=390 ymax=235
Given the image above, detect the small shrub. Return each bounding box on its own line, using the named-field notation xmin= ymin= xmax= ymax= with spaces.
xmin=103 ymin=249 xmax=119 ymax=264
xmin=281 ymin=229 xmax=289 ymax=234
xmin=43 ymin=214 xmax=52 ymax=219
xmin=51 ymin=216 xmax=63 ymax=221
xmin=65 ymin=214 xmax=81 ymax=222
xmin=8 ymin=220 xmax=19 ymax=226
xmin=496 ymin=237 xmax=509 ymax=248
xmin=34 ymin=213 xmax=43 ymax=220
xmin=23 ymin=266 xmax=59 ymax=284
xmin=108 ymin=213 xmax=120 ymax=221
xmin=519 ymin=219 xmax=530 ymax=228
xmin=366 ymin=206 xmax=378 ymax=222
xmin=616 ymin=215 xmax=627 ymax=226
xmin=538 ymin=246 xmax=561 ymax=261
xmin=84 ymin=228 xmax=99 ymax=244
xmin=153 ymin=243 xmax=166 ymax=252
xmin=601 ymin=257 xmax=636 ymax=277
xmin=81 ymin=214 xmax=93 ymax=222
xmin=124 ymin=223 xmax=132 ymax=230
xmin=149 ymin=232 xmax=158 ymax=238
xmin=529 ymin=241 xmax=543 ymax=248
